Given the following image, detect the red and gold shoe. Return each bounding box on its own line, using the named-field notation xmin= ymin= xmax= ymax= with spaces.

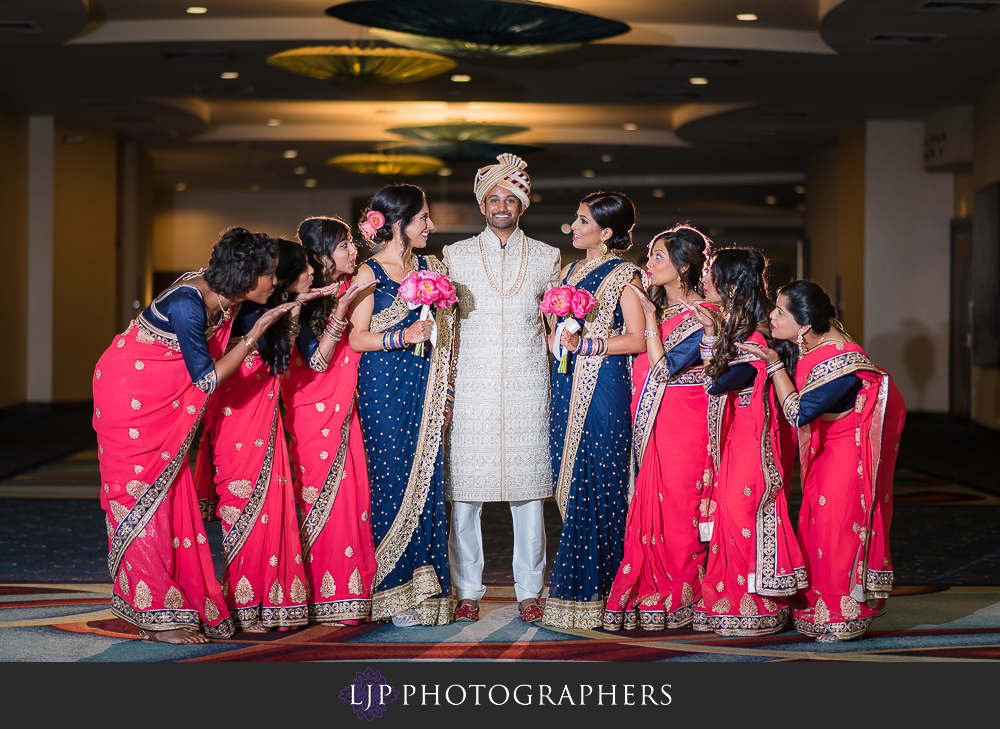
xmin=519 ymin=601 xmax=544 ymax=623
xmin=455 ymin=602 xmax=480 ymax=622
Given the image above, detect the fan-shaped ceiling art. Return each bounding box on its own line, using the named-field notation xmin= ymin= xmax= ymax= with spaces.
xmin=385 ymin=121 xmax=530 ymax=143
xmin=325 ymin=0 xmax=630 ymax=57
xmin=266 ymin=46 xmax=455 ymax=83
xmin=328 ymin=153 xmax=446 ymax=175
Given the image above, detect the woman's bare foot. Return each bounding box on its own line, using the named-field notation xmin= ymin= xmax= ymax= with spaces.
xmin=139 ymin=628 xmax=210 ymax=645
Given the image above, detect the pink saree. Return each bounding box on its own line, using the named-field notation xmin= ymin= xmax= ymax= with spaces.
xmin=789 ymin=342 xmax=906 ymax=640
xmin=193 ymin=338 xmax=308 ymax=629
xmin=693 ymin=330 xmax=807 ymax=636
xmin=94 ymin=312 xmax=234 ymax=638
xmin=603 ymin=303 xmax=715 ymax=631
xmin=281 ymin=287 xmax=375 ymax=625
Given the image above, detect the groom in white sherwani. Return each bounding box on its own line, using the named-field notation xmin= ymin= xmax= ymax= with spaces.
xmin=443 ymin=153 xmax=560 ymax=623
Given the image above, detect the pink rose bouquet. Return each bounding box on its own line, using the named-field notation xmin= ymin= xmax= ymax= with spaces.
xmin=399 ymin=269 xmax=458 ymax=356
xmin=540 ymin=284 xmax=597 ymax=373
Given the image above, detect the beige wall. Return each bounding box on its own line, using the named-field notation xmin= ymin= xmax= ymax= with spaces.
xmin=0 ymin=106 xmax=30 ymax=409
xmin=837 ymin=124 xmax=866 ymax=345
xmin=52 ymin=122 xmax=118 ymax=402
xmin=804 ymin=147 xmax=837 ymax=295
xmin=154 ymin=189 xmax=354 ymax=275
xmin=863 ymin=121 xmax=952 ymax=413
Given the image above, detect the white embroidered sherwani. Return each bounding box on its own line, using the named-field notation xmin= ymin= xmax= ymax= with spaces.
xmin=443 ymin=227 xmax=560 ymax=502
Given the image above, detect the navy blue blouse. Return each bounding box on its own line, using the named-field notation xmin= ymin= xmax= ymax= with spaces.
xmin=650 ymin=334 xmax=703 ymax=383
xmin=784 ymin=374 xmax=862 ymax=427
xmin=706 ymin=362 xmax=756 ymax=396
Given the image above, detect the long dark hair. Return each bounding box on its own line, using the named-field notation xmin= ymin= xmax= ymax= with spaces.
xmin=297 ymin=215 xmax=352 ymax=333
xmin=773 ymin=279 xmax=840 ymax=376
xmin=704 ymin=247 xmax=773 ymax=380
xmin=258 ymin=238 xmax=308 ymax=376
xmin=204 ymin=227 xmax=277 ymax=299
xmin=580 ymin=191 xmax=635 ymax=252
xmin=360 ymin=184 xmax=426 ymax=252
xmin=646 ymin=224 xmax=711 ymax=311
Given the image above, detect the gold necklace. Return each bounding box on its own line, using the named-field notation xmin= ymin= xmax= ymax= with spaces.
xmin=800 ymin=331 xmax=828 ymax=357
xmin=568 ymin=252 xmax=614 ymax=286
xmin=214 ymin=291 xmax=232 ymax=323
xmin=478 ymin=232 xmax=527 ymax=298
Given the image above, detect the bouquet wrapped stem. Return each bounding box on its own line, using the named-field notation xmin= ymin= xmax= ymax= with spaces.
xmin=398 ymin=269 xmax=458 ymax=358
xmin=540 ymin=284 xmax=597 ymax=375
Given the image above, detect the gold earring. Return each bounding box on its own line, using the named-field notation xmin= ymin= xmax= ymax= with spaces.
xmin=797 ymin=330 xmax=805 ymax=355
xmin=599 ymin=241 xmax=608 ymax=256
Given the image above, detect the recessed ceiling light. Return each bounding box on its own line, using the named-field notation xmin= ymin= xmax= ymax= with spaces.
xmin=582 ymin=169 xmax=596 ymax=178
xmin=737 ymin=14 xmax=758 ymax=22
xmin=293 ymin=166 xmax=306 ymax=175
xmin=250 ymin=183 xmax=261 ymax=192
xmin=175 ymin=182 xmax=187 ymax=191
xmin=450 ymin=74 xmax=471 ymax=83
xmin=186 ymin=7 xmax=208 ymax=14
xmin=437 ymin=167 xmax=453 ymax=177
xmin=267 ymin=118 xmax=281 ymax=127
xmin=651 ymin=189 xmax=665 ymax=198
xmin=220 ymin=72 xmax=239 ymax=79
xmin=794 ymin=185 xmax=806 ymax=194
xmin=304 ymin=178 xmax=317 ymax=188
xmin=765 ymin=195 xmax=777 ymax=205
xmin=600 ymin=153 xmax=613 ymax=162
xmin=689 ymin=77 xmax=709 ymax=85
xmin=622 ymin=123 xmax=637 ymax=131
xmin=560 ymin=223 xmax=572 ymax=234
xmin=283 ymin=149 xmax=298 ymax=159
xmin=531 ymin=193 xmax=543 ymax=203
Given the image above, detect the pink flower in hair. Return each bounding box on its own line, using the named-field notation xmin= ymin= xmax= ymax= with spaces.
xmin=570 ymin=288 xmax=597 ymax=319
xmin=359 ymin=210 xmax=385 ymax=239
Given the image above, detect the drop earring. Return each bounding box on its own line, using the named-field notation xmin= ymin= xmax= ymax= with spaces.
xmin=797 ymin=329 xmax=805 ymax=355
xmin=599 ymin=241 xmax=609 ymax=256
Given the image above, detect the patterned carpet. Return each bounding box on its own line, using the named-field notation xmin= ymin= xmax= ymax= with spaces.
xmin=1 ymin=412 xmax=999 ymax=662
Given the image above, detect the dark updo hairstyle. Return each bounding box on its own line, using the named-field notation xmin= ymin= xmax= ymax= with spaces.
xmin=359 ymin=184 xmax=426 ymax=252
xmin=647 ymin=223 xmax=711 ymax=311
xmin=772 ymin=279 xmax=840 ymax=376
xmin=580 ymin=191 xmax=635 ymax=252
xmin=257 ymin=238 xmax=309 ymax=376
xmin=704 ymin=247 xmax=774 ymax=380
xmin=297 ymin=215 xmax=352 ymax=332
xmin=204 ymin=226 xmax=277 ymax=299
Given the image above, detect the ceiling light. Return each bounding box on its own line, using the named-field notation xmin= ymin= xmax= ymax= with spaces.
xmin=622 ymin=123 xmax=637 ymax=131
xmin=267 ymin=118 xmax=281 ymax=127
xmin=600 ymin=153 xmax=613 ymax=162
xmin=175 ymin=183 xmax=187 ymax=191
xmin=531 ymin=194 xmax=543 ymax=203
xmin=294 ymin=166 xmax=307 ymax=175
xmin=560 ymin=224 xmax=572 ymax=234
xmin=582 ymin=169 xmax=596 ymax=178
xmin=450 ymin=74 xmax=471 ymax=83
xmin=328 ymin=153 xmax=446 ymax=175
xmin=689 ymin=77 xmax=709 ymax=85
xmin=437 ymin=167 xmax=453 ymax=176
xmin=186 ymin=7 xmax=208 ymax=14
xmin=250 ymin=183 xmax=261 ymax=192
xmin=795 ymin=185 xmax=806 ymax=194
xmin=651 ymin=189 xmax=664 ymax=198
xmin=220 ymin=72 xmax=239 ymax=79
xmin=267 ymin=47 xmax=455 ymax=84
xmin=386 ymin=121 xmax=528 ymax=143
xmin=736 ymin=14 xmax=758 ymax=21
xmin=765 ymin=195 xmax=777 ymax=205
xmin=305 ymin=178 xmax=318 ymax=188
xmin=283 ymin=149 xmax=298 ymax=159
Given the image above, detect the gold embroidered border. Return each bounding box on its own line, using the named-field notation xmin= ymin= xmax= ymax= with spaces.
xmin=604 ymin=604 xmax=694 ymax=632
xmin=308 ymin=599 xmax=372 ymax=623
xmin=555 ymin=261 xmax=639 ymax=517
xmin=793 ymin=613 xmax=875 ymax=641
xmin=800 ymin=351 xmax=881 ymax=396
xmin=706 ymin=393 xmax=725 ymax=477
xmin=135 ymin=315 xmax=182 ymax=352
xmin=222 ymin=407 xmax=277 ymax=569
xmin=542 ymin=596 xmax=606 ymax=630
xmin=107 ymin=397 xmax=207 ymax=578
xmin=861 ymin=375 xmax=892 ymax=599
xmin=111 ymin=594 xmax=235 ymax=638
xmin=372 ymin=256 xmax=455 ymax=592
xmin=865 ymin=568 xmax=894 ymax=599
xmin=692 ymin=605 xmax=789 ymax=637
xmin=233 ymin=604 xmax=309 ymax=629
xmin=371 ymin=564 xmax=448 ymax=623
xmin=300 ymin=400 xmax=355 ymax=560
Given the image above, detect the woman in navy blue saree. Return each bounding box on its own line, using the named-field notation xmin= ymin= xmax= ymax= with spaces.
xmin=542 ymin=192 xmax=646 ymax=630
xmin=348 ymin=185 xmax=456 ymax=627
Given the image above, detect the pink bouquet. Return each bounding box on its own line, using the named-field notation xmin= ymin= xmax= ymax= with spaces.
xmin=540 ymin=285 xmax=597 ymax=372
xmin=399 ymin=269 xmax=458 ymax=356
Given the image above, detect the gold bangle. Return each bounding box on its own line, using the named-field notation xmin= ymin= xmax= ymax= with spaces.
xmin=243 ymin=335 xmax=258 ymax=353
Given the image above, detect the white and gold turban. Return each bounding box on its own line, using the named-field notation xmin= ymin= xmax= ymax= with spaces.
xmin=474 ymin=153 xmax=531 ymax=210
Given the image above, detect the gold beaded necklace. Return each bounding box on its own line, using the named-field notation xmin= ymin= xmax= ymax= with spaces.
xmin=478 ymin=231 xmax=527 ymax=298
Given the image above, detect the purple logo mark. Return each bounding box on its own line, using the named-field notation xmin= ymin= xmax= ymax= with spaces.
xmin=339 ymin=667 xmax=399 ymax=721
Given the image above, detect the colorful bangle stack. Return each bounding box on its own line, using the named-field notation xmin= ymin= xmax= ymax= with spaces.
xmin=699 ymin=334 xmax=717 ymax=359
xmin=381 ymin=329 xmax=406 ymax=351
xmin=325 ymin=315 xmax=348 ymax=340
xmin=765 ymin=359 xmax=785 ymax=377
xmin=576 ymin=337 xmax=608 ymax=356
xmin=286 ymin=320 xmax=301 ymax=337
